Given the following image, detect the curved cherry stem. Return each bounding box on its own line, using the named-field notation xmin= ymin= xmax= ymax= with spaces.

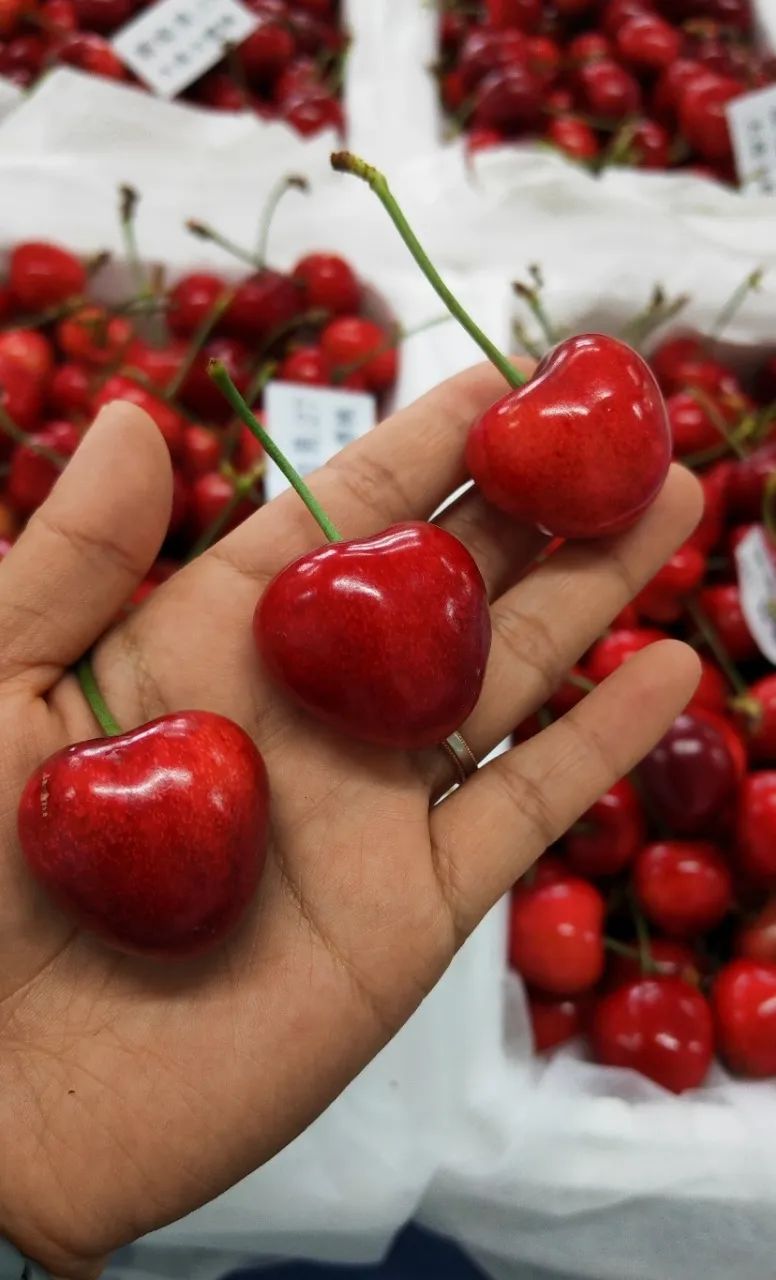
xmin=77 ymin=656 xmax=122 ymax=737
xmin=709 ymin=267 xmax=763 ymax=343
xmin=330 ymin=151 xmax=527 ymax=390
xmin=256 ymin=174 xmax=309 ymax=267
xmin=208 ymin=360 xmax=342 ymax=543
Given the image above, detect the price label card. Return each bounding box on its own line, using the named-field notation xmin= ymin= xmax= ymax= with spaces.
xmin=727 ymin=85 xmax=776 ymax=195
xmin=264 ymin=382 xmax=377 ymax=502
xmin=112 ymin=0 xmax=258 ymax=100
xmin=735 ymin=525 xmax=776 ymax=663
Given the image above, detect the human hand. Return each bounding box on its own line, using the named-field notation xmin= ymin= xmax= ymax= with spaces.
xmin=0 ymin=361 xmax=701 ymax=1277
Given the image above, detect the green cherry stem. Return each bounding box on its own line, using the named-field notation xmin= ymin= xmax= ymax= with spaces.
xmin=186 ymin=220 xmax=258 ymax=269
xmin=330 ymin=150 xmax=527 ymax=389
xmin=208 ymin=360 xmax=342 ymax=543
xmin=256 ymin=174 xmax=309 ymax=266
xmin=709 ymin=267 xmax=764 ymax=343
xmin=686 ymin=595 xmax=748 ymax=696
xmin=0 ymin=405 xmax=67 ymax=468
xmin=77 ymin=656 xmax=122 ymax=737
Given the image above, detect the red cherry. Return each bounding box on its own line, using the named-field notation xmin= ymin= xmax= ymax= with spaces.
xmin=56 ymin=306 xmax=133 ymax=368
xmin=440 ymin=68 xmax=466 ymax=112
xmin=687 ymin=459 xmax=731 ymax=552
xmin=553 ymin=0 xmax=598 ymax=11
xmin=124 ymin=338 xmax=186 ymax=392
xmin=39 ymin=0 xmax=78 ymax=33
xmin=736 ymin=772 xmax=776 ymax=885
xmin=292 ymin=253 xmax=360 ymax=316
xmin=527 ymin=35 xmax=561 ymax=86
xmin=634 ymin=841 xmax=733 ymax=937
xmin=9 ymin=241 xmax=86 ymax=311
xmin=93 ymin=375 xmax=184 ymax=458
xmin=509 ymin=877 xmax=605 ymax=995
xmin=686 ymin=655 xmax=728 ymax=715
xmin=579 ymin=59 xmax=641 ymax=120
xmin=640 ymin=711 xmax=737 ymax=835
xmin=465 ymin=126 xmax=507 ymax=154
xmin=0 ymin=328 xmax=54 ymax=382
xmin=484 ymin=0 xmax=542 ymax=30
xmin=738 ymin=674 xmax=776 ymax=762
xmin=0 ymin=356 xmax=44 ymax=432
xmin=285 ymin=11 xmax=342 ymax=56
xmin=18 ymin=712 xmax=269 ymax=958
xmin=698 ymin=582 xmax=757 ymax=663
xmin=679 ymin=72 xmax=742 ymax=162
xmin=652 ymin=58 xmax=707 ymax=121
xmin=634 ymin=543 xmax=706 ymax=623
xmin=567 ymin=32 xmax=613 ymax=65
xmin=601 ymin=0 xmax=654 ymax=36
xmin=239 ymin=19 xmax=296 ymax=81
xmin=585 ymin=627 xmax=669 ymax=684
xmin=630 ymin=118 xmax=671 ymax=169
xmin=591 ymin=977 xmax=713 ymax=1093
xmin=48 ymin=362 xmax=92 ymax=418
xmin=546 ymin=115 xmax=600 ymax=161
xmin=283 ymin=92 xmax=344 ymax=138
xmin=72 ymin=0 xmax=137 ymax=31
xmin=180 ymin=425 xmax=221 ymax=481
xmin=320 ymin=316 xmax=398 ymax=394
xmin=168 ymin=273 xmax=227 ymax=339
xmin=190 ymin=471 xmax=253 ymax=538
xmin=727 ymin=442 xmax=776 ymax=520
xmin=466 ymin=335 xmax=670 ymax=540
xmin=754 ymin=353 xmax=776 ymax=405
xmin=515 ymin=852 xmax=569 ymax=894
xmin=224 ymin=269 xmax=301 ymax=343
xmin=256 ymin=523 xmax=490 ymax=750
xmin=0 ymin=34 xmax=47 ymax=78
xmin=606 ymin=938 xmax=700 ymax=988
xmin=649 ymin=333 xmax=704 ymax=393
xmin=57 ymin=30 xmax=127 ymax=78
xmin=179 ymin=337 xmax=252 ymax=422
xmin=616 ymin=14 xmax=680 ymax=69
xmin=713 ymin=959 xmax=776 ymax=1077
xmin=7 ymin=420 xmax=80 ymax=515
xmin=440 ymin=11 xmax=466 ymax=50
xmin=691 ymin=705 xmax=747 ymax=781
xmin=471 ymin=63 xmax=543 ymax=131
xmin=666 ymin=390 xmax=721 ymax=455
xmin=528 ymin=993 xmax=588 ymax=1053
xmin=276 ymin=345 xmax=331 ymax=386
xmin=737 ymin=896 xmax=776 ymax=965
xmin=0 ymin=0 xmax=27 ymax=36
xmin=458 ymin=27 xmax=529 ymax=91
xmin=565 ymin=778 xmax=645 ymax=877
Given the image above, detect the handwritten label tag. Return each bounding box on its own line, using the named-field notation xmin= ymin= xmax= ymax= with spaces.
xmin=112 ymin=0 xmax=258 ymax=100
xmin=264 ymin=382 xmax=377 ymax=502
xmin=735 ymin=526 xmax=776 ymax=663
xmin=727 ymin=85 xmax=776 ymax=195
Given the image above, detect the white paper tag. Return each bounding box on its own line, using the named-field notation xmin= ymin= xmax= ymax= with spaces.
xmin=264 ymin=382 xmax=377 ymax=502
xmin=727 ymin=85 xmax=776 ymax=195
xmin=112 ymin=0 xmax=258 ymax=100
xmin=735 ymin=526 xmax=776 ymax=663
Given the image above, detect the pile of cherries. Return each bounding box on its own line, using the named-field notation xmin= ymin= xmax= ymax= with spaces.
xmin=437 ymin=0 xmax=774 ymax=182
xmin=0 ymin=0 xmax=346 ymax=138
xmin=0 ymin=224 xmax=398 ymax=575
xmin=510 ymin=313 xmax=776 ymax=1091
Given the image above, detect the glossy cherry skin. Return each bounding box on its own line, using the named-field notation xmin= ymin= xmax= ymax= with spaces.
xmin=591 ymin=977 xmax=713 ymax=1093
xmin=168 ymin=273 xmax=227 ymax=338
xmin=0 ymin=328 xmax=54 ymax=381
xmin=652 ymin=57 xmax=707 ymax=121
xmin=546 ymin=116 xmax=599 ymax=161
xmin=688 ymin=459 xmax=731 ymax=553
xmin=606 ymin=938 xmax=701 ymax=989
xmin=292 ymin=253 xmax=360 ymax=315
xmin=239 ymin=18 xmax=296 ymax=80
xmin=9 ymin=241 xmax=86 ymax=310
xmin=713 ymin=959 xmax=776 ymax=1078
xmin=7 ymin=420 xmax=79 ymax=515
xmin=736 ymin=772 xmax=776 ymax=886
xmin=320 ymin=317 xmax=397 ymax=393
xmin=565 ymin=778 xmax=645 ymax=878
xmin=635 ymin=543 xmax=705 ymax=623
xmin=634 ymin=841 xmax=733 ymax=937
xmin=466 ymin=335 xmax=670 ymax=540
xmin=528 ymin=993 xmax=589 ymax=1053
xmin=666 ymin=391 xmax=720 ymax=456
xmin=640 ymin=712 xmax=737 ymax=835
xmin=698 ymin=583 xmax=757 ymax=663
xmin=601 ymin=0 xmax=654 ymax=37
xmin=18 ymin=712 xmax=269 ymax=959
xmin=57 ymin=31 xmax=127 ymax=79
xmin=508 ymin=877 xmax=605 ymax=995
xmin=578 ymin=59 xmax=641 ymax=120
xmin=737 ymin=896 xmax=776 ymax=965
xmin=585 ymin=627 xmax=668 ymax=685
xmin=679 ymin=72 xmax=742 ymax=161
xmin=224 ymin=269 xmax=302 ymax=343
xmin=256 ymin=523 xmax=490 ymax=750
xmin=514 ymin=852 xmax=569 ymax=894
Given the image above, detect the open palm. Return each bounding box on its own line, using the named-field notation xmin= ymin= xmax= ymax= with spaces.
xmin=0 ymin=362 xmax=701 ymax=1279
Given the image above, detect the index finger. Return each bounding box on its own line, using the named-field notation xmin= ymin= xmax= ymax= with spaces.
xmin=215 ymin=359 xmax=532 ymax=576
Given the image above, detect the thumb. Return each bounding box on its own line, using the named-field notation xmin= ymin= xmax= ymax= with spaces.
xmin=0 ymin=401 xmax=173 ymax=695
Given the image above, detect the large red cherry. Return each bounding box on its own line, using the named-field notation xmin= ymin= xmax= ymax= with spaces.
xmin=255 ymin=523 xmax=490 ymax=749
xmin=466 ymin=334 xmax=671 ymax=540
xmin=713 ymin=959 xmax=776 ymax=1078
xmin=591 ymin=977 xmax=713 ymax=1093
xmin=18 ymin=712 xmax=269 ymax=959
